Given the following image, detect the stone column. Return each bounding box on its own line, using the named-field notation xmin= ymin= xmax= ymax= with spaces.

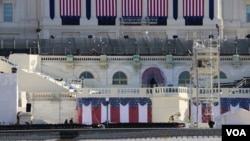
xmin=204 ymin=0 xmax=222 ymax=27
xmin=204 ymin=0 xmax=209 ymax=20
xmin=167 ymin=0 xmax=174 ymax=25
xmin=83 ymin=0 xmax=98 ymax=25
xmin=178 ymin=0 xmax=184 ymax=23
xmin=80 ymin=0 xmax=86 ymax=25
xmin=40 ymin=0 xmax=52 ymax=38
xmin=43 ymin=0 xmax=50 ymax=19
xmin=42 ymin=0 xmax=61 ymax=26
xmin=54 ymin=0 xmax=60 ymax=20
xmin=203 ymin=0 xmax=211 ymax=26
xmin=116 ymin=0 xmax=122 ymax=26
xmin=168 ymin=0 xmax=184 ymax=26
xmin=142 ymin=0 xmax=147 ymax=19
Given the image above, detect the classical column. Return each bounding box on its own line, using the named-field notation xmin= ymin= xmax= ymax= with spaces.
xmin=90 ymin=0 xmax=98 ymax=25
xmin=169 ymin=0 xmax=184 ymax=25
xmin=204 ymin=0 xmax=222 ymax=26
xmin=167 ymin=0 xmax=174 ymax=24
xmin=41 ymin=0 xmax=61 ymax=26
xmin=43 ymin=0 xmax=50 ymax=19
xmin=40 ymin=0 xmax=58 ymax=38
xmin=216 ymin=0 xmax=222 ymax=20
xmin=116 ymin=0 xmax=122 ymax=26
xmin=142 ymin=0 xmax=147 ymax=18
xmin=204 ymin=0 xmax=209 ymax=20
xmin=54 ymin=0 xmax=61 ymax=23
xmin=80 ymin=0 xmax=86 ymax=25
xmin=168 ymin=0 xmax=173 ymax=19
xmin=178 ymin=0 xmax=184 ymax=20
xmin=178 ymin=0 xmax=184 ymax=22
xmin=83 ymin=0 xmax=98 ymax=25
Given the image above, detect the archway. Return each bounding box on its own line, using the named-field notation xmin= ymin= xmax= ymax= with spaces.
xmin=141 ymin=67 xmax=166 ymax=87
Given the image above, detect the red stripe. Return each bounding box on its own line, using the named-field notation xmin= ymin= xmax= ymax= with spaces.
xmin=108 ymin=0 xmax=110 ymax=16
xmin=202 ymin=106 xmax=212 ymax=123
xmin=77 ymin=0 xmax=81 ymax=16
xmin=135 ymin=0 xmax=137 ymax=16
xmin=106 ymin=0 xmax=108 ymax=16
xmin=75 ymin=0 xmax=77 ymax=16
xmin=202 ymin=0 xmax=204 ymax=16
xmin=155 ymin=0 xmax=157 ymax=16
xmin=129 ymin=107 xmax=139 ymax=123
xmin=92 ymin=105 xmax=101 ymax=125
xmin=192 ymin=0 xmax=194 ymax=16
xmin=110 ymin=106 xmax=120 ymax=123
xmin=141 ymin=0 xmax=143 ymax=16
xmin=195 ymin=0 xmax=197 ymax=16
xmin=160 ymin=0 xmax=162 ymax=16
xmin=112 ymin=0 xmax=114 ymax=16
xmin=59 ymin=0 xmax=82 ymax=16
xmin=148 ymin=106 xmax=152 ymax=123
xmin=123 ymin=0 xmax=125 ymax=16
xmin=102 ymin=0 xmax=104 ymax=16
xmin=77 ymin=107 xmax=82 ymax=124
xmin=148 ymin=0 xmax=150 ymax=16
xmin=65 ymin=0 xmax=67 ymax=16
xmin=166 ymin=0 xmax=168 ymax=16
xmin=150 ymin=0 xmax=154 ymax=16
xmin=115 ymin=0 xmax=117 ymax=16
xmin=72 ymin=0 xmax=74 ymax=16
xmin=128 ymin=0 xmax=130 ymax=16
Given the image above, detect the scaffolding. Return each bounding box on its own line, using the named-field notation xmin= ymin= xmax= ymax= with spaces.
xmin=190 ymin=38 xmax=221 ymax=127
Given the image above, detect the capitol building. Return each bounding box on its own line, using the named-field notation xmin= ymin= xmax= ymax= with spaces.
xmin=0 ymin=0 xmax=250 ymax=129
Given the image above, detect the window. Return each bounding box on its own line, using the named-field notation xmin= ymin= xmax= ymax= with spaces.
xmin=112 ymin=71 xmax=127 ymax=85
xmin=247 ymin=5 xmax=250 ymax=22
xmin=4 ymin=3 xmax=13 ymax=22
xmin=178 ymin=71 xmax=190 ymax=86
xmin=213 ymin=71 xmax=227 ymax=79
xmin=79 ymin=71 xmax=94 ymax=79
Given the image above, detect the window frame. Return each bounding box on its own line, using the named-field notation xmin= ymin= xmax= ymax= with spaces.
xmin=178 ymin=71 xmax=191 ymax=86
xmin=79 ymin=71 xmax=94 ymax=79
xmin=112 ymin=71 xmax=127 ymax=85
xmin=3 ymin=3 xmax=13 ymax=22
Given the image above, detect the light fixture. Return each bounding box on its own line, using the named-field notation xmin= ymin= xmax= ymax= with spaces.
xmin=209 ymin=35 xmax=214 ymax=39
xmin=50 ymin=35 xmax=55 ymax=39
xmin=36 ymin=28 xmax=41 ymax=33
xmin=88 ymin=35 xmax=93 ymax=39
xmin=173 ymin=35 xmax=178 ymax=39
xmin=245 ymin=34 xmax=250 ymax=39
xmin=124 ymin=35 xmax=129 ymax=39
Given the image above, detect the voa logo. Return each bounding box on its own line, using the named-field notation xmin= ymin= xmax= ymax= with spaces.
xmin=226 ymin=129 xmax=246 ymax=136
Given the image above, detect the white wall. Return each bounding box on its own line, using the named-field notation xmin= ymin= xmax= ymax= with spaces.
xmin=0 ymin=73 xmax=18 ymax=125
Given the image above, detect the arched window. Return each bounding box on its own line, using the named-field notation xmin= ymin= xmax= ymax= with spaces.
xmin=178 ymin=71 xmax=190 ymax=86
xmin=79 ymin=71 xmax=94 ymax=79
xmin=213 ymin=71 xmax=227 ymax=79
xmin=112 ymin=71 xmax=127 ymax=85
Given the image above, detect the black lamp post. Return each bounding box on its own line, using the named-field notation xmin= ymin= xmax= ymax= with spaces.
xmin=234 ymin=37 xmax=238 ymax=54
xmin=36 ymin=28 xmax=41 ymax=54
xmin=105 ymin=97 xmax=109 ymax=127
xmin=216 ymin=24 xmax=219 ymax=37
xmin=50 ymin=35 xmax=55 ymax=55
xmin=81 ymin=77 xmax=84 ymax=88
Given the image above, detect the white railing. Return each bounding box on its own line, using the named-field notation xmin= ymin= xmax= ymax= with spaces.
xmin=39 ymin=55 xmax=250 ymax=64
xmin=0 ymin=56 xmax=18 ymax=67
xmin=26 ymin=87 xmax=250 ymax=100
